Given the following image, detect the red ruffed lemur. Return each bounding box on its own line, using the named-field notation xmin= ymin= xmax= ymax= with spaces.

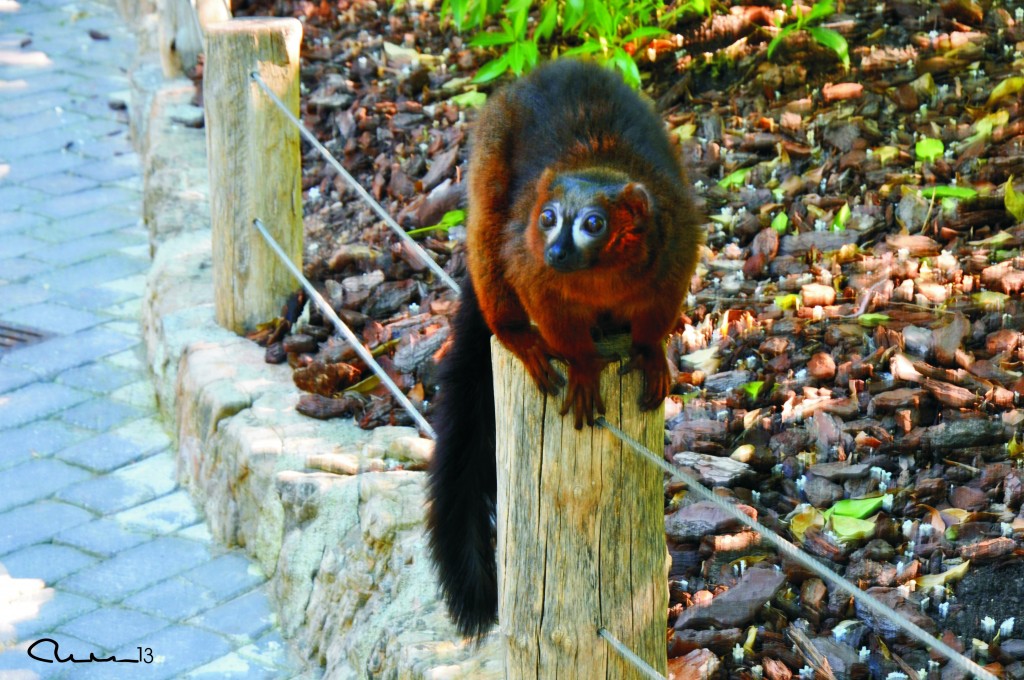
xmin=426 ymin=58 xmax=703 ymax=638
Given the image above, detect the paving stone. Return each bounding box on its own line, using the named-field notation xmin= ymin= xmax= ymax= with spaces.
xmin=60 ymin=536 xmax=210 ymax=602
xmin=32 ymin=253 xmax=148 ymax=293
xmin=176 ymin=522 xmax=214 ymax=543
xmin=0 ymin=458 xmax=92 ymax=513
xmin=54 ymin=432 xmax=158 ymax=473
xmin=29 ymin=186 xmax=140 ymax=221
xmin=86 ymin=626 xmax=234 ymax=680
xmin=187 ymin=589 xmax=274 ymax=641
xmin=73 ymin=158 xmax=139 ymax=184
xmin=26 ymin=230 xmax=145 ymax=267
xmin=108 ymin=418 xmax=172 ymax=455
xmin=56 ymin=453 xmax=176 ymax=516
xmin=21 ymin=170 xmax=100 ymax=196
xmin=58 ymin=397 xmax=141 ymax=431
xmin=2 ymin=326 xmax=137 ymax=377
xmin=33 ymin=208 xmax=137 ymax=243
xmin=0 ymin=234 xmax=46 ymax=260
xmin=112 ymin=490 xmax=202 ymax=534
xmin=0 ymin=281 xmax=51 ymax=312
xmin=53 ymin=518 xmax=149 ymax=559
xmin=0 ymin=382 xmax=89 ymax=430
xmin=0 ymin=256 xmax=49 ymax=283
xmin=0 ymin=126 xmax=78 ymax=163
xmin=0 ymin=186 xmax=50 ymax=213
xmin=109 ymin=380 xmax=157 ymax=410
xmin=0 ymin=303 xmax=105 ymax=335
xmin=0 ymin=420 xmax=84 ymax=470
xmin=59 ymin=286 xmax=135 ymax=312
xmin=0 ymin=109 xmax=87 ymax=141
xmin=182 ymin=652 xmax=283 ymax=680
xmin=236 ymin=631 xmax=297 ymax=671
xmin=0 ymin=89 xmax=68 ymax=118
xmin=0 ymin=501 xmax=93 ymax=555
xmin=1 ymin=149 xmax=87 ymax=183
xmin=122 ymin=576 xmax=219 ymax=621
xmin=0 ymin=364 xmax=37 ymax=396
xmin=57 ymin=607 xmax=168 ymax=651
xmin=182 ymin=554 xmax=266 ymax=604
xmin=3 ymin=543 xmax=98 ymax=584
xmin=0 ymin=212 xmax=39 ymax=235
xmin=58 ymin=362 xmax=139 ymax=394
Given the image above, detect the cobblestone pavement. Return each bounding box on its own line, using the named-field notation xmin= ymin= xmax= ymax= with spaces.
xmin=0 ymin=1 xmax=303 ymax=678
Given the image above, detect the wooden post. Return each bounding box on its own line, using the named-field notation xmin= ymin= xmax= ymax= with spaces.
xmin=204 ymin=18 xmax=303 ymax=335
xmin=492 ymin=338 xmax=668 ymax=679
xmin=158 ymin=0 xmax=232 ymax=78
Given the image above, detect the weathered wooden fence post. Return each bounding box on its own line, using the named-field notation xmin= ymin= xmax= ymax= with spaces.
xmin=157 ymin=0 xmax=232 ymax=78
xmin=492 ymin=338 xmax=668 ymax=678
xmin=205 ymin=18 xmax=303 ymax=334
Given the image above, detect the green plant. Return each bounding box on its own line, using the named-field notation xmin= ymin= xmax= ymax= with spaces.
xmin=441 ymin=0 xmax=712 ymax=89
xmin=766 ymin=0 xmax=849 ymax=70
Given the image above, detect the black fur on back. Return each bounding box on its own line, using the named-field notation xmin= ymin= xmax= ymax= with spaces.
xmin=425 ymin=278 xmax=498 ymax=638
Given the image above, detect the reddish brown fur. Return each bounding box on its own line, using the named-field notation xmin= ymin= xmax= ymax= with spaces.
xmin=464 ymin=61 xmax=703 ymax=426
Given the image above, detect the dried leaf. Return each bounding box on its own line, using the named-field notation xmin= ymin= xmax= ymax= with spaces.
xmin=915 ymin=560 xmax=970 ymax=589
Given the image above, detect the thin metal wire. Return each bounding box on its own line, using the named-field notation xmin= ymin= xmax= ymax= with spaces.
xmin=253 ymin=218 xmax=436 ymax=439
xmin=597 ymin=628 xmax=666 ymax=680
xmin=595 ymin=416 xmax=999 ymax=680
xmin=250 ymin=71 xmax=462 ymax=295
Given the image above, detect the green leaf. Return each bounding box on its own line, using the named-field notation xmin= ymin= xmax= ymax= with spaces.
xmin=915 ymin=137 xmax=944 ymax=163
xmin=472 ymin=54 xmax=510 ymax=83
xmin=774 ymin=293 xmax=800 ymax=310
xmin=447 ymin=90 xmax=487 ymax=109
xmin=406 ymin=209 xmax=467 ymax=237
xmin=771 ymin=211 xmax=790 ymax=234
xmin=919 ymin=185 xmax=978 ymax=199
xmin=507 ymin=0 xmax=531 ymax=39
xmin=718 ymin=167 xmax=752 ymax=189
xmin=766 ymin=25 xmax=796 ymax=60
xmin=1005 ymin=176 xmax=1024 ymax=222
xmin=857 ymin=313 xmax=889 ymax=328
xmin=563 ymin=40 xmax=604 ymax=56
xmin=832 ymin=202 xmax=851 ymax=231
xmin=622 ymin=26 xmax=668 ymax=42
xmin=804 ymin=0 xmax=835 ymax=24
xmin=807 ymin=26 xmax=849 ymax=69
xmin=507 ymin=41 xmax=526 ymax=75
xmin=969 ymin=230 xmax=1014 ymax=247
xmin=740 ymin=380 xmax=765 ymax=401
xmin=611 ymin=47 xmax=642 ymax=89
xmin=469 ymin=30 xmax=515 ymax=47
xmin=535 ymin=0 xmax=558 ymax=42
xmin=831 ymin=514 xmax=876 ymax=542
xmin=827 ymin=495 xmax=888 ymax=520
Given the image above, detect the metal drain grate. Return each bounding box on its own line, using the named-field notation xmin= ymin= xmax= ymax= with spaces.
xmin=0 ymin=322 xmax=50 ymax=354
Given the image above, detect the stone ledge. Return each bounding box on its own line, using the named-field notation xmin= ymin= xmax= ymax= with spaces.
xmin=121 ymin=5 xmax=501 ymax=679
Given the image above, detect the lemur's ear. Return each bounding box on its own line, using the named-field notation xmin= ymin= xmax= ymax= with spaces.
xmin=620 ymin=182 xmax=651 ymax=221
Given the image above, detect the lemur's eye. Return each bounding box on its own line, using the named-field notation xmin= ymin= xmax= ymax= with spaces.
xmin=539 ymin=208 xmax=557 ymax=229
xmin=582 ymin=214 xmax=606 ymax=235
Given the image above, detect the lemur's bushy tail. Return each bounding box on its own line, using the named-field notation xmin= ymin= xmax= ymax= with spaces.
xmin=426 ymin=278 xmax=498 ymax=638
